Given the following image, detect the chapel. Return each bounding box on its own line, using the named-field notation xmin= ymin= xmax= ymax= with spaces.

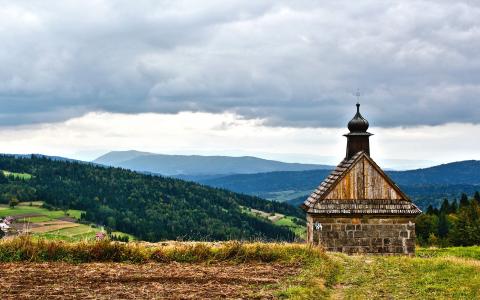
xmin=302 ymin=103 xmax=421 ymax=255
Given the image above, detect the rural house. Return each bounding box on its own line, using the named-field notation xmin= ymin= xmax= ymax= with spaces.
xmin=302 ymin=103 xmax=421 ymax=255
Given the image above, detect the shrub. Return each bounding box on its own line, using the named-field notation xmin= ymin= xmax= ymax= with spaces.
xmin=8 ymin=198 xmax=19 ymax=208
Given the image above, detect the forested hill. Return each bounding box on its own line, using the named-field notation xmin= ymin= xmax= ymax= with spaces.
xmin=0 ymin=155 xmax=302 ymax=242
xmin=199 ymin=160 xmax=480 ymax=193
xmin=198 ymin=170 xmax=332 ymax=196
xmin=389 ymin=160 xmax=480 ymax=185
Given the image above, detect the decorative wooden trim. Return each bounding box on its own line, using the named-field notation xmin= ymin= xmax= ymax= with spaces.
xmin=303 ymin=151 xmax=422 ymax=215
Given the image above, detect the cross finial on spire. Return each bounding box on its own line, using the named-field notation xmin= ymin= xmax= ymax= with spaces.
xmin=355 ymin=89 xmax=361 ymax=113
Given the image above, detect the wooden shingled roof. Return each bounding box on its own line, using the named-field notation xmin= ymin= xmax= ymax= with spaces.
xmin=302 ymin=151 xmax=421 ymax=215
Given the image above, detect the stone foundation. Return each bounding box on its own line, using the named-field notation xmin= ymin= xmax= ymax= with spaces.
xmin=307 ymin=215 xmax=416 ymax=255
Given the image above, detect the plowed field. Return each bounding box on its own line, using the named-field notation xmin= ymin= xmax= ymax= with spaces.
xmin=0 ymin=262 xmax=300 ymax=299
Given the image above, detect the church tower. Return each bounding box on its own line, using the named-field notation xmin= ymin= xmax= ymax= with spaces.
xmin=345 ymin=103 xmax=372 ymax=159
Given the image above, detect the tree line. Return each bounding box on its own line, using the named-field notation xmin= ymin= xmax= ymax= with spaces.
xmin=416 ymin=192 xmax=480 ymax=246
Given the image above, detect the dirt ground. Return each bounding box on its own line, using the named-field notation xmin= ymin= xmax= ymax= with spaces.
xmin=0 ymin=262 xmax=300 ymax=299
xmin=28 ymin=221 xmax=80 ymax=233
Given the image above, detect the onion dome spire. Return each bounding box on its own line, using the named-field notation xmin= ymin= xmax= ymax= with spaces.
xmin=344 ymin=102 xmax=372 ymax=159
xmin=347 ymin=103 xmax=369 ymax=133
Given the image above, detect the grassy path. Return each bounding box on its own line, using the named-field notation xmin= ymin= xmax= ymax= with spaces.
xmin=329 ymin=253 xmax=480 ymax=299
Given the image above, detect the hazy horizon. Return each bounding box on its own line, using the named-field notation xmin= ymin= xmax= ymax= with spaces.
xmin=2 ymin=145 xmax=474 ymax=171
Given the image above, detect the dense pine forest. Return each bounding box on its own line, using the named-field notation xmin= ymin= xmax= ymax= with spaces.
xmin=0 ymin=155 xmax=303 ymax=242
xmin=416 ymin=192 xmax=480 ymax=246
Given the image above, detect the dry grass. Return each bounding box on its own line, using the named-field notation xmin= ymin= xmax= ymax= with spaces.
xmin=0 ymin=236 xmax=325 ymax=264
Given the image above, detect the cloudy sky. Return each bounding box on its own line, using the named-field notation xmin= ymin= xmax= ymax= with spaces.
xmin=0 ymin=0 xmax=479 ymax=169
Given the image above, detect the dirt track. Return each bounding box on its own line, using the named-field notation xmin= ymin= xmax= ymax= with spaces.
xmin=0 ymin=262 xmax=300 ymax=299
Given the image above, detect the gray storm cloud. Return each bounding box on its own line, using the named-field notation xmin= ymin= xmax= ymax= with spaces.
xmin=0 ymin=0 xmax=479 ymax=127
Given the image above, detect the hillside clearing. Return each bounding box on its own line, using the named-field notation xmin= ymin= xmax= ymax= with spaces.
xmin=41 ymin=224 xmax=101 ymax=239
xmin=241 ymin=206 xmax=306 ymax=240
xmin=0 ymin=203 xmax=135 ymax=241
xmin=28 ymin=221 xmax=80 ymax=233
xmin=2 ymin=170 xmax=32 ymax=180
xmin=0 ymin=204 xmax=81 ymax=220
xmin=275 ymin=216 xmax=306 ymax=239
xmin=36 ymin=225 xmax=103 ymax=242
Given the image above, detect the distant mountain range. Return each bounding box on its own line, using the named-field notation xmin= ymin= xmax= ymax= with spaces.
xmin=194 ymin=160 xmax=480 ymax=210
xmin=92 ymin=151 xmax=480 ymax=210
xmin=196 ymin=160 xmax=480 ymax=192
xmin=93 ymin=150 xmax=333 ymax=176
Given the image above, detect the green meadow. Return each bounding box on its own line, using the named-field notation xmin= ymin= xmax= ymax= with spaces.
xmin=417 ymin=246 xmax=480 ymax=260
xmin=274 ymin=215 xmax=306 ymax=239
xmin=328 ymin=249 xmax=480 ymax=299
xmin=0 ymin=203 xmax=82 ymax=221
